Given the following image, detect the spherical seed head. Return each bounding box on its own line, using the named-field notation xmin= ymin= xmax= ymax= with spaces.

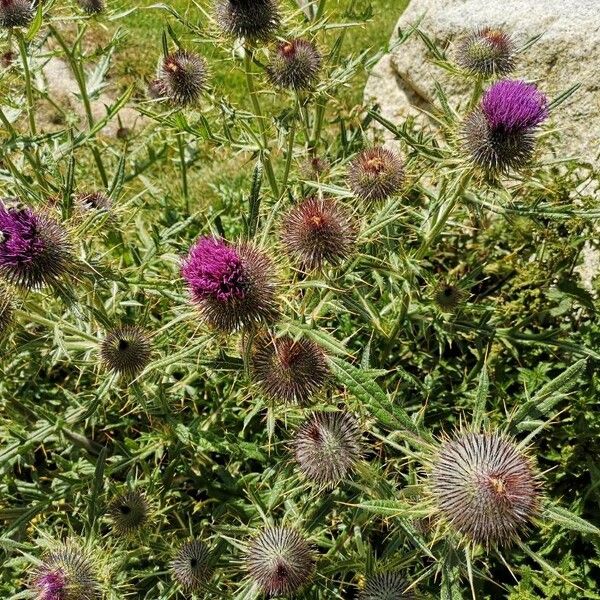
xmin=215 ymin=0 xmax=280 ymax=41
xmin=348 ymin=147 xmax=404 ymax=202
xmin=456 ymin=28 xmax=514 ymax=77
xmin=359 ymin=572 xmax=415 ymax=600
xmin=433 ymin=282 xmax=464 ymax=312
xmin=31 ymin=545 xmax=100 ymax=600
xmin=160 ymin=51 xmax=207 ymax=107
xmin=171 ymin=540 xmax=214 ymax=591
xmin=248 ymin=527 xmax=314 ymax=596
xmin=0 ymin=286 xmax=13 ymax=336
xmin=281 ymin=197 xmax=356 ymax=270
xmin=100 ymin=325 xmax=152 ymax=377
xmin=0 ymin=0 xmax=33 ymax=28
xmin=0 ymin=205 xmax=72 ymax=290
xmin=463 ymin=80 xmax=548 ymax=172
xmin=267 ymin=39 xmax=322 ymax=90
xmin=294 ymin=412 xmax=361 ymax=486
xmin=181 ymin=237 xmax=279 ymax=332
xmin=75 ymin=192 xmax=111 ymax=212
xmin=251 ymin=334 xmax=329 ymax=405
xmin=430 ymin=432 xmax=540 ymax=548
xmin=77 ymin=0 xmax=104 ymax=14
xmin=108 ymin=490 xmax=148 ymax=535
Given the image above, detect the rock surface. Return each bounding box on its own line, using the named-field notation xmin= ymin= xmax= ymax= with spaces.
xmin=365 ymin=0 xmax=600 ymax=164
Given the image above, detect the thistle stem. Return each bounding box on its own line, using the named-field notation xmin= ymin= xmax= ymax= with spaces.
xmin=16 ymin=32 xmax=36 ymax=137
xmin=177 ymin=132 xmax=189 ymax=213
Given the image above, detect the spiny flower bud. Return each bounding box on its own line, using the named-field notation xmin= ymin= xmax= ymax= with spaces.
xmin=247 ymin=527 xmax=314 ymax=596
xmin=75 ymin=191 xmax=111 ymax=212
xmin=250 ymin=334 xmax=329 ymax=405
xmin=432 ymin=282 xmax=464 ymax=312
xmin=77 ymin=0 xmax=104 ymax=14
xmin=108 ymin=490 xmax=149 ymax=535
xmin=0 ymin=0 xmax=33 ymax=28
xmin=215 ymin=0 xmax=280 ymax=41
xmin=281 ymin=197 xmax=356 ymax=270
xmin=299 ymin=156 xmax=330 ymax=180
xmin=430 ymin=431 xmax=540 ymax=548
xmin=171 ymin=539 xmax=214 ymax=592
xmin=0 ymin=204 xmax=72 ymax=290
xmin=0 ymin=286 xmax=13 ymax=336
xmin=359 ymin=571 xmax=415 ymax=600
xmin=456 ymin=28 xmax=514 ymax=77
xmin=181 ymin=237 xmax=279 ymax=333
xmin=348 ymin=147 xmax=404 ymax=202
xmin=100 ymin=325 xmax=152 ymax=377
xmin=293 ymin=411 xmax=361 ymax=486
xmin=267 ymin=39 xmax=322 ymax=90
xmin=31 ymin=544 xmax=100 ymax=600
xmin=463 ymin=79 xmax=548 ymax=173
xmin=160 ymin=51 xmax=207 ymax=107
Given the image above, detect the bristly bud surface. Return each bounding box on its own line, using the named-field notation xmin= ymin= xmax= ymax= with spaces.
xmin=0 ymin=204 xmax=72 ymax=290
xmin=430 ymin=431 xmax=540 ymax=548
xmin=181 ymin=237 xmax=279 ymax=333
xmin=215 ymin=0 xmax=280 ymax=41
xmin=456 ymin=28 xmax=515 ymax=77
xmin=31 ymin=544 xmax=101 ymax=600
xmin=293 ymin=411 xmax=362 ymax=486
xmin=100 ymin=325 xmax=152 ymax=377
xmin=108 ymin=490 xmax=149 ymax=535
xmin=348 ymin=147 xmax=404 ymax=202
xmin=250 ymin=334 xmax=329 ymax=404
xmin=0 ymin=0 xmax=33 ymax=28
xmin=299 ymin=156 xmax=330 ymax=180
xmin=77 ymin=0 xmax=104 ymax=14
xmin=463 ymin=79 xmax=548 ymax=172
xmin=247 ymin=527 xmax=314 ymax=596
xmin=160 ymin=51 xmax=208 ymax=107
xmin=267 ymin=39 xmax=322 ymax=90
xmin=171 ymin=539 xmax=214 ymax=592
xmin=359 ymin=571 xmax=416 ymax=600
xmin=281 ymin=196 xmax=356 ymax=270
xmin=75 ymin=191 xmax=111 ymax=212
xmin=433 ymin=282 xmax=464 ymax=312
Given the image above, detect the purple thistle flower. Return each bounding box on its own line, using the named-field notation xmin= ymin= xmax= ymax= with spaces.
xmin=34 ymin=570 xmax=66 ymax=600
xmin=0 ymin=204 xmax=72 ymax=290
xmin=181 ymin=237 xmax=278 ymax=332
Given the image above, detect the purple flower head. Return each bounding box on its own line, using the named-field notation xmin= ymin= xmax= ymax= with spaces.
xmin=0 ymin=205 xmax=71 ymax=289
xmin=481 ymin=80 xmax=548 ymax=133
xmin=35 ymin=569 xmax=66 ymax=600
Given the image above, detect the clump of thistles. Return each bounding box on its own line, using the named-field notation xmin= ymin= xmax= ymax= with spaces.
xmin=30 ymin=544 xmax=100 ymax=600
xmin=0 ymin=0 xmax=33 ymax=28
xmin=463 ymin=79 xmax=548 ymax=173
xmin=348 ymin=147 xmax=404 ymax=202
xmin=171 ymin=539 xmax=214 ymax=592
xmin=108 ymin=490 xmax=149 ymax=535
xmin=159 ymin=51 xmax=208 ymax=107
xmin=360 ymin=571 xmax=415 ymax=600
xmin=100 ymin=325 xmax=152 ymax=377
xmin=0 ymin=204 xmax=72 ymax=290
xmin=267 ymin=39 xmax=322 ymax=90
xmin=456 ymin=28 xmax=514 ymax=77
xmin=247 ymin=527 xmax=314 ymax=596
xmin=250 ymin=334 xmax=329 ymax=404
xmin=293 ymin=411 xmax=362 ymax=487
xmin=281 ymin=197 xmax=356 ymax=270
xmin=181 ymin=237 xmax=278 ymax=333
xmin=77 ymin=0 xmax=104 ymax=14
xmin=430 ymin=431 xmax=540 ymax=548
xmin=215 ymin=0 xmax=280 ymax=41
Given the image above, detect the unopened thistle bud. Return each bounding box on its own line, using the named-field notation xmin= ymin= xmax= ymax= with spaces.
xmin=432 ymin=281 xmax=464 ymax=312
xmin=300 ymin=156 xmax=330 ymax=180
xmin=181 ymin=237 xmax=279 ymax=333
xmin=250 ymin=334 xmax=329 ymax=404
xmin=456 ymin=28 xmax=514 ymax=77
xmin=100 ymin=325 xmax=152 ymax=377
xmin=215 ymin=0 xmax=280 ymax=41
xmin=267 ymin=39 xmax=322 ymax=90
xmin=0 ymin=204 xmax=72 ymax=290
xmin=281 ymin=197 xmax=356 ymax=270
xmin=247 ymin=527 xmax=314 ymax=596
xmin=75 ymin=191 xmax=111 ymax=212
xmin=430 ymin=431 xmax=540 ymax=548
xmin=31 ymin=544 xmax=101 ymax=600
xmin=160 ymin=51 xmax=208 ymax=107
xmin=348 ymin=147 xmax=404 ymax=202
xmin=77 ymin=0 xmax=104 ymax=14
xmin=0 ymin=0 xmax=33 ymax=28
xmin=108 ymin=490 xmax=149 ymax=535
xmin=171 ymin=539 xmax=214 ymax=592
xmin=463 ymin=79 xmax=548 ymax=173
xmin=293 ymin=412 xmax=361 ymax=486
xmin=360 ymin=571 xmax=415 ymax=600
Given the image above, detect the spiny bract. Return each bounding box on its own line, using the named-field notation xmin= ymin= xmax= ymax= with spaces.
xmin=267 ymin=39 xmax=322 ymax=90
xmin=160 ymin=51 xmax=208 ymax=106
xmin=100 ymin=325 xmax=152 ymax=377
xmin=215 ymin=0 xmax=280 ymax=41
xmin=171 ymin=539 xmax=214 ymax=591
xmin=456 ymin=28 xmax=515 ymax=77
xmin=348 ymin=147 xmax=404 ymax=202
xmin=359 ymin=571 xmax=416 ymax=600
xmin=108 ymin=490 xmax=149 ymax=535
